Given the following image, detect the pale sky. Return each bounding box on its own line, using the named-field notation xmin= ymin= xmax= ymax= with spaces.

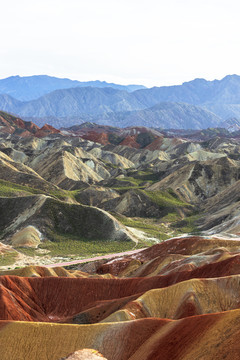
xmin=1 ymin=0 xmax=240 ymax=87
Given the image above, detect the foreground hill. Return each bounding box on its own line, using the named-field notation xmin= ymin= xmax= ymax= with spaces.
xmin=1 ymin=236 xmax=240 ymax=359
xmin=1 ymin=311 xmax=240 ymax=360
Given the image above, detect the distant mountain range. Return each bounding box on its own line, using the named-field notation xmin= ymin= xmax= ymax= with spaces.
xmin=1 ymin=74 xmax=240 ymax=129
xmin=0 ymin=75 xmax=146 ymax=101
xmin=88 ymin=102 xmax=222 ymax=129
xmin=35 ymin=102 xmax=220 ymax=130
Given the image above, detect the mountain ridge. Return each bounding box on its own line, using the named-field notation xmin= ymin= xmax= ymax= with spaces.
xmin=1 ymin=74 xmax=240 ymax=129
xmin=23 ymin=102 xmax=222 ymax=130
xmin=0 ymin=75 xmax=146 ymax=101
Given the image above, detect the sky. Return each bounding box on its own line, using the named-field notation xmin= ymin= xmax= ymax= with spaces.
xmin=1 ymin=0 xmax=240 ymax=87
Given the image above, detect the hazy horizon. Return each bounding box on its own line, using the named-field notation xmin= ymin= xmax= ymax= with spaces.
xmin=1 ymin=0 xmax=240 ymax=87
xmin=1 ymin=73 xmax=240 ymax=89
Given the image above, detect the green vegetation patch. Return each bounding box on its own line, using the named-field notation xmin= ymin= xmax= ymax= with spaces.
xmin=110 ymin=171 xmax=161 ymax=191
xmin=104 ymin=177 xmax=145 ymax=193
xmin=17 ymin=232 xmax=148 ymax=261
xmin=0 ymin=180 xmax=39 ymax=197
xmin=0 ymin=251 xmax=19 ymax=266
xmin=0 ymin=179 xmax=83 ymax=202
xmin=115 ymin=199 xmax=200 ymax=244
xmin=39 ymin=233 xmax=136 ymax=257
xmin=105 ymin=170 xmax=163 ymax=193
xmin=173 ymin=214 xmax=200 ymax=234
xmin=114 ymin=215 xmax=177 ymax=241
xmin=119 ymin=176 xmax=144 ymax=186
xmin=143 ymin=189 xmax=190 ymax=208
xmin=16 ymin=247 xmax=38 ymax=257
xmin=127 ymin=170 xmax=161 ymax=183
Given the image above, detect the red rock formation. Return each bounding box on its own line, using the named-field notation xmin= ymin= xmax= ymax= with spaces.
xmin=145 ymin=136 xmax=164 ymax=150
xmin=24 ymin=121 xmax=40 ymax=133
xmin=81 ymin=131 xmax=110 ymax=145
xmin=95 ymin=236 xmax=240 ymax=276
xmin=119 ymin=135 xmax=140 ymax=148
xmin=35 ymin=124 xmax=61 ymax=138
xmin=0 ymin=111 xmax=61 ymax=138
xmin=1 ymin=253 xmax=240 ymax=323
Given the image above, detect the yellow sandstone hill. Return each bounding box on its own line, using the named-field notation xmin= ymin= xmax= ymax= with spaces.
xmin=1 ymin=310 xmax=240 ymax=360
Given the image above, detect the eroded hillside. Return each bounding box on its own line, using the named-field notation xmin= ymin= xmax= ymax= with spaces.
xmin=1 ymin=113 xmax=240 ymax=359
xmin=1 ymin=115 xmax=240 ymax=267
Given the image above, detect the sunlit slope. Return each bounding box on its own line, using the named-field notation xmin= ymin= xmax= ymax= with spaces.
xmin=102 ymin=275 xmax=240 ymax=322
xmin=96 ymin=236 xmax=240 ymax=277
xmin=2 ymin=271 xmax=240 ymax=323
xmin=0 ymin=265 xmax=115 ymax=278
xmin=1 ymin=310 xmax=240 ymax=360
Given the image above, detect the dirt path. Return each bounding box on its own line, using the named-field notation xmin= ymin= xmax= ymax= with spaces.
xmin=44 ymin=248 xmax=146 ymax=268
